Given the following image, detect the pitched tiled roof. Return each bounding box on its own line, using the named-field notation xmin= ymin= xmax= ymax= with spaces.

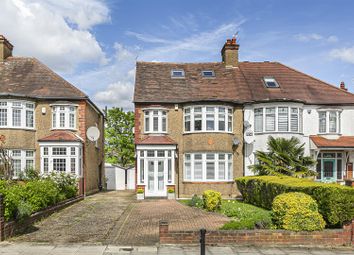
xmin=0 ymin=57 xmax=87 ymax=99
xmin=38 ymin=131 xmax=83 ymax=142
xmin=310 ymin=136 xmax=354 ymax=148
xmin=136 ymin=135 xmax=177 ymax=145
xmin=134 ymin=61 xmax=354 ymax=105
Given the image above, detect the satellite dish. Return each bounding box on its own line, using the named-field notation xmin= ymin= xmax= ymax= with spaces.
xmin=244 ymin=130 xmax=255 ymax=144
xmin=87 ymin=126 xmax=100 ymax=142
xmin=232 ymin=137 xmax=240 ymax=146
xmin=244 ymin=121 xmax=252 ymax=129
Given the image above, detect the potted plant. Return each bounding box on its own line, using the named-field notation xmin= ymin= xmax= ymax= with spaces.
xmin=136 ymin=188 xmax=144 ymax=200
xmin=167 ymin=187 xmax=175 ymax=200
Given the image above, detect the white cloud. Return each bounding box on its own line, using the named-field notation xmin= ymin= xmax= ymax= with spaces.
xmin=0 ymin=0 xmax=109 ymax=72
xmin=94 ymin=81 xmax=134 ymax=109
xmin=294 ymin=33 xmax=338 ymax=43
xmin=330 ymin=46 xmax=354 ymax=64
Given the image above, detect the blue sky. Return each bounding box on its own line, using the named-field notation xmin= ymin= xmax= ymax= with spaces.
xmin=1 ymin=0 xmax=354 ymax=110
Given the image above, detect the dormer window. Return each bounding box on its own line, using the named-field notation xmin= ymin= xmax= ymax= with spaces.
xmin=263 ymin=77 xmax=279 ymax=88
xmin=201 ymin=70 xmax=215 ymax=77
xmin=171 ymin=69 xmax=185 ymax=78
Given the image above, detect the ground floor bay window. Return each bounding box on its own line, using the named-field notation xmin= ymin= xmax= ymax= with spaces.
xmin=184 ymin=152 xmax=233 ymax=182
xmin=39 ymin=142 xmax=82 ymax=176
xmin=136 ymin=145 xmax=176 ymax=197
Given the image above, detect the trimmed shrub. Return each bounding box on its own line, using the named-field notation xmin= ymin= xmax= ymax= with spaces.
xmin=202 ymin=190 xmax=222 ymax=211
xmin=236 ymin=176 xmax=354 ymax=227
xmin=45 ymin=173 xmax=78 ymax=199
xmin=272 ymin=192 xmax=325 ymax=231
xmin=189 ymin=194 xmax=204 ymax=208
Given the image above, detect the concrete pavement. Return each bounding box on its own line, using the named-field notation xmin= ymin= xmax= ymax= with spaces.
xmin=0 ymin=243 xmax=352 ymax=255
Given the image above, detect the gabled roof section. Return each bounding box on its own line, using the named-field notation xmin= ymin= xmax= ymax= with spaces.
xmin=0 ymin=57 xmax=87 ymax=99
xmin=134 ymin=61 xmax=354 ymax=105
xmin=38 ymin=131 xmax=83 ymax=143
xmin=136 ymin=135 xmax=177 ymax=145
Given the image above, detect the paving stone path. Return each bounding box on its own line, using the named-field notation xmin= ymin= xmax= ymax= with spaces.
xmin=10 ymin=192 xmax=228 ymax=245
xmin=108 ymin=199 xmax=229 ymax=245
xmin=11 ymin=191 xmax=135 ymax=244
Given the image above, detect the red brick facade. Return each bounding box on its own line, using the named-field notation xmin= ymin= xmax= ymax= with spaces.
xmin=159 ymin=220 xmax=354 ymax=247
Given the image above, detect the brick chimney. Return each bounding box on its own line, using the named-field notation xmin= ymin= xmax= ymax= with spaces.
xmin=340 ymin=81 xmax=348 ymax=91
xmin=0 ymin=35 xmax=13 ymax=61
xmin=221 ymin=37 xmax=239 ymax=67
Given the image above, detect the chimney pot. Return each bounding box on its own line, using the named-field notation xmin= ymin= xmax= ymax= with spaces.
xmin=0 ymin=35 xmax=13 ymax=61
xmin=340 ymin=81 xmax=348 ymax=91
xmin=221 ymin=37 xmax=239 ymax=67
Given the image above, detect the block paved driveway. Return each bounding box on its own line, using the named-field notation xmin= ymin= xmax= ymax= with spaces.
xmin=11 ymin=191 xmax=228 ymax=245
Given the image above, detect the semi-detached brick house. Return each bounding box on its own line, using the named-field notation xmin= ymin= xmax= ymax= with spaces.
xmin=0 ymin=35 xmax=104 ymax=195
xmin=134 ymin=37 xmax=354 ymax=198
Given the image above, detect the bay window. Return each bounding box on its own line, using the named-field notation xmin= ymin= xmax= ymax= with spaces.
xmin=8 ymin=149 xmax=35 ymax=178
xmin=184 ymin=153 xmax=233 ymax=182
xmin=184 ymin=106 xmax=233 ymax=133
xmin=40 ymin=144 xmax=82 ymax=176
xmin=144 ymin=109 xmax=167 ymax=133
xmin=254 ymin=106 xmax=303 ymax=133
xmin=318 ymin=110 xmax=341 ymax=134
xmin=52 ymin=105 xmax=77 ymax=129
xmin=0 ymin=100 xmax=35 ymax=129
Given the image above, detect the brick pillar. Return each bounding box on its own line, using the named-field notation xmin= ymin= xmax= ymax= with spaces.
xmin=0 ymin=194 xmax=5 ymax=241
xmin=159 ymin=220 xmax=169 ymax=240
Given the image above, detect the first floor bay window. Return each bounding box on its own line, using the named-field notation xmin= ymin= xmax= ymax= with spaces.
xmin=184 ymin=106 xmax=233 ymax=133
xmin=184 ymin=153 xmax=233 ymax=182
xmin=39 ymin=143 xmax=82 ymax=176
xmin=254 ymin=106 xmax=303 ymax=133
xmin=0 ymin=100 xmax=35 ymax=129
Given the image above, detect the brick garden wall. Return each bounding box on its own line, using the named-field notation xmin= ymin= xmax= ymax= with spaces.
xmin=159 ymin=220 xmax=354 ymax=247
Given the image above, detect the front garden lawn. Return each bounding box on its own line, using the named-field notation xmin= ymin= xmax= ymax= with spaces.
xmin=179 ymin=199 xmax=272 ymax=230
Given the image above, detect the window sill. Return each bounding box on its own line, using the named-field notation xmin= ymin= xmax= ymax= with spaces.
xmin=254 ymin=131 xmax=304 ymax=135
xmin=317 ymin=133 xmax=342 ymax=136
xmin=183 ymin=131 xmax=234 ymax=135
xmin=143 ymin=132 xmax=168 ymax=135
xmin=51 ymin=128 xmax=78 ymax=132
xmin=182 ymin=181 xmax=234 ymax=184
xmin=0 ymin=127 xmax=36 ymax=131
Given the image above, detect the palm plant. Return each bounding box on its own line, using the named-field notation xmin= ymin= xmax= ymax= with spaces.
xmin=249 ymin=136 xmax=316 ymax=177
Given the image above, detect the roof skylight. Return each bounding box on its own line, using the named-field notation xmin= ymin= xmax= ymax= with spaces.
xmin=171 ymin=69 xmax=185 ymax=78
xmin=201 ymin=70 xmax=215 ymax=77
xmin=263 ymin=77 xmax=279 ymax=88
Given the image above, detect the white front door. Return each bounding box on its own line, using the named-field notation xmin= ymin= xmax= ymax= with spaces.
xmin=146 ymin=159 xmax=166 ymax=196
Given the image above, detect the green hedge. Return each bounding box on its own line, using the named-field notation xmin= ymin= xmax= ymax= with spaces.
xmin=0 ymin=174 xmax=78 ymax=221
xmin=235 ymin=176 xmax=354 ymax=227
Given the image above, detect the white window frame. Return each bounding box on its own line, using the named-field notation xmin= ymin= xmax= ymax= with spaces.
xmin=0 ymin=100 xmax=35 ymax=129
xmin=51 ymin=104 xmax=77 ymax=130
xmin=8 ymin=149 xmax=35 ymax=178
xmin=143 ymin=108 xmax=168 ymax=134
xmin=39 ymin=142 xmax=82 ymax=176
xmin=136 ymin=145 xmax=176 ymax=186
xmin=254 ymin=106 xmax=303 ymax=134
xmin=183 ymin=152 xmax=233 ymax=182
xmin=183 ymin=105 xmax=233 ymax=133
xmin=317 ymin=110 xmax=341 ymax=134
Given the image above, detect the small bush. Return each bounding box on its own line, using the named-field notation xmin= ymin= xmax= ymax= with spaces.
xmin=3 ymin=184 xmax=26 ymax=221
xmin=189 ymin=194 xmax=204 ymax=208
xmin=46 ymin=173 xmax=78 ymax=199
xmin=167 ymin=188 xmax=175 ymax=193
xmin=137 ymin=188 xmax=144 ymax=194
xmin=202 ymin=190 xmax=222 ymax=211
xmin=236 ymin=176 xmax=354 ymax=227
xmin=18 ymin=168 xmax=40 ymax=181
xmin=16 ymin=201 xmax=33 ymax=222
xmin=272 ymin=192 xmax=325 ymax=231
xmin=220 ymin=200 xmax=272 ymax=230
